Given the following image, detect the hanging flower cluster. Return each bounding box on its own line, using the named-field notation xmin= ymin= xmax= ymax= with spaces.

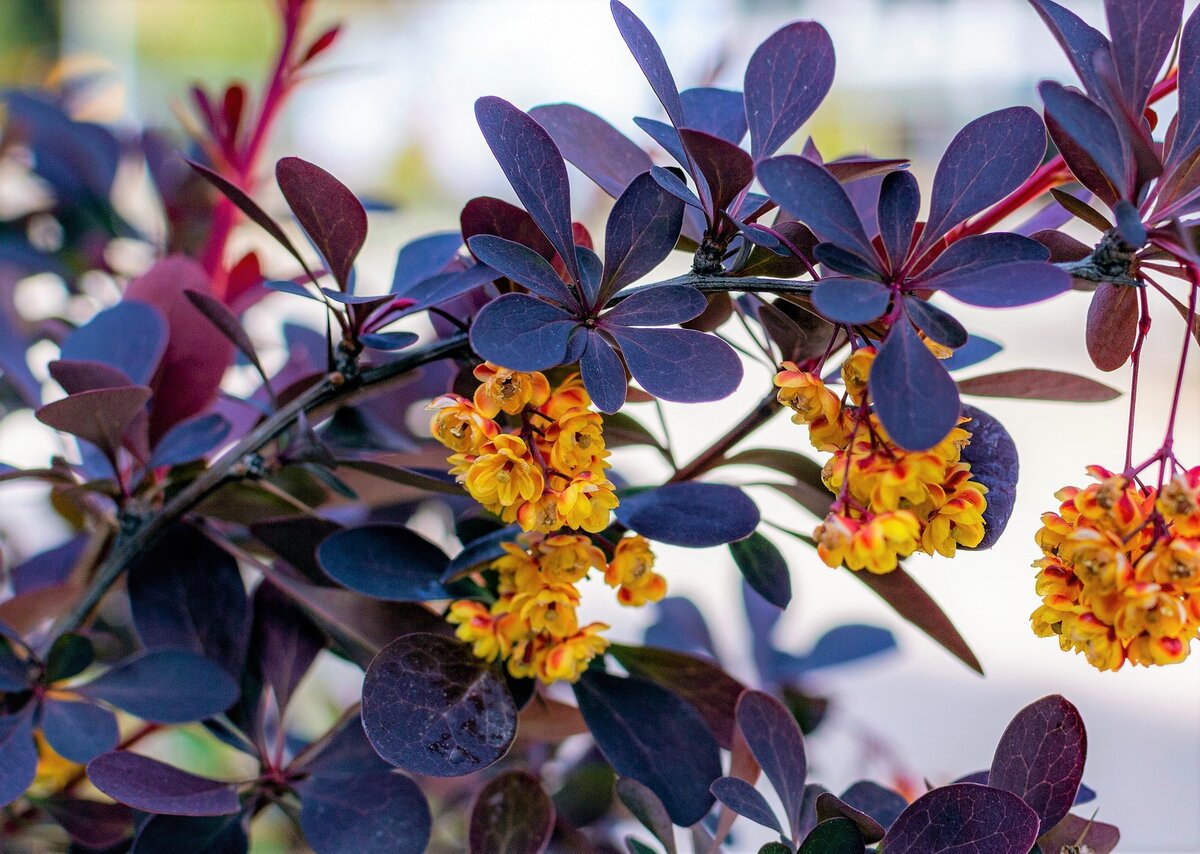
xmin=429 ymin=363 xmax=618 ymax=533
xmin=1030 ymin=466 xmax=1200 ymax=671
xmin=447 ymin=531 xmax=665 ymax=683
xmin=775 ymin=347 xmax=989 ymax=574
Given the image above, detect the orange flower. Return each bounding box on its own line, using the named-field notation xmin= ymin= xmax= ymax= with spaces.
xmin=604 ymin=535 xmax=666 ymax=606
xmin=472 ymin=362 xmax=551 ymax=417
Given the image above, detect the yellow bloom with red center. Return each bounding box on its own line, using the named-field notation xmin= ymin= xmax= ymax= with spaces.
xmin=1057 ymin=528 xmax=1132 ymax=594
xmin=516 ymin=491 xmax=564 ymax=533
xmin=547 ymin=408 xmax=608 ymax=473
xmin=557 ymin=471 xmax=619 ymax=533
xmin=1126 ymin=633 xmax=1189 ymax=666
xmin=841 ymin=348 xmax=875 ymax=403
xmin=921 ymin=477 xmax=988 ymax=558
xmin=464 ymin=434 xmax=544 ymax=511
xmin=1114 ymin=584 xmax=1187 ymax=639
xmin=541 ymin=372 xmax=591 ymax=421
xmin=447 ymin=599 xmax=523 ymax=662
xmin=863 ymin=451 xmax=945 ymax=511
xmin=534 ymin=534 xmax=606 ymax=584
xmin=538 ymin=623 xmax=610 ymax=683
xmin=845 ymin=510 xmax=922 ymax=574
xmin=815 ymin=511 xmax=857 ymax=568
xmin=511 ymin=582 xmax=581 ymax=639
xmin=774 ymin=363 xmax=841 ymax=425
xmin=472 ymin=362 xmax=550 ymax=417
xmin=1159 ymin=467 xmax=1200 ymax=537
xmin=605 ymin=535 xmax=666 ymax=606
xmin=427 ymin=394 xmax=499 ymax=454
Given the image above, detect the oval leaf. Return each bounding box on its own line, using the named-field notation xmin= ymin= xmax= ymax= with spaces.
xmin=41 ymin=698 xmax=119 ymax=764
xmin=958 ymin=368 xmax=1120 ymax=402
xmin=609 ymin=326 xmax=744 ymax=404
xmin=870 ymin=320 xmax=960 ymax=451
xmin=882 ymin=783 xmax=1039 ymax=854
xmin=711 ymin=777 xmax=784 ymax=836
xmin=959 ymin=403 xmax=1018 ymax=551
xmin=77 ymin=649 xmax=239 ymax=724
xmin=736 ymin=690 xmax=808 ymax=844
xmin=744 ymin=22 xmax=836 ymax=161
xmin=729 ymin=532 xmax=791 ymax=609
xmin=276 ymin=156 xmax=367 ymax=290
xmin=86 ymin=752 xmax=240 ymax=816
xmin=317 ymin=524 xmax=449 ymax=601
xmin=469 ymin=771 xmax=555 ymax=854
xmin=469 ymin=293 xmax=578 ymax=372
xmin=615 ymin=482 xmax=759 ymax=548
xmin=1086 ymin=283 xmax=1139 ymax=371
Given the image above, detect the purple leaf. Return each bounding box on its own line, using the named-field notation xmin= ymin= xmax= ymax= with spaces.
xmin=475 ymin=96 xmax=580 ymax=285
xmin=36 ymin=385 xmax=152 ymax=460
xmin=276 ymin=156 xmax=367 ymax=291
xmin=1087 ymin=282 xmax=1139 ymax=371
xmin=744 ymin=22 xmax=836 ymax=160
xmin=791 ymin=624 xmax=896 ymax=674
xmin=0 ymin=709 xmax=37 ymax=807
xmin=189 ymin=159 xmax=307 ymax=268
xmin=573 ymin=669 xmax=720 ymax=826
xmin=954 ymin=402 xmax=1030 ymax=543
xmin=78 ymin=648 xmax=239 ymax=723
xmin=882 ymin=783 xmax=1039 ymax=854
xmin=711 ymin=776 xmax=784 ymax=836
xmin=1107 ymin=0 xmax=1182 ymax=112
xmin=469 ymin=293 xmax=578 ymax=371
xmin=877 ymin=170 xmax=920 ymax=272
xmin=40 ymin=698 xmax=119 ymax=764
xmin=48 ymin=359 xmax=131 ymax=394
xmin=610 ymin=1 xmax=684 ymax=127
xmin=609 ymin=326 xmax=742 ymax=404
xmin=183 ymin=289 xmax=267 ymax=384
xmin=530 ymin=103 xmax=653 ymax=199
xmin=1113 ymin=198 xmax=1146 ymax=248
xmin=918 ymin=233 xmax=1048 ymax=280
xmin=320 ymin=289 xmax=390 ymax=307
xmin=468 ymin=771 xmax=555 ymax=854
xmin=10 ymin=534 xmax=88 ymax=595
xmin=649 ymin=164 xmax=704 ymax=209
xmin=644 ymin=597 xmax=717 ymax=659
xmin=958 ymin=369 xmax=1120 ymax=402
xmin=637 ymin=116 xmax=691 ymax=169
xmin=1027 ymin=0 xmax=1113 ymax=101
xmin=811 ymin=278 xmax=890 ymax=324
xmin=131 ymin=813 xmax=247 ymax=853
xmin=869 ymin=321 xmax=960 ymax=451
xmin=400 ymin=263 xmax=499 ymax=312
xmin=736 ymin=690 xmax=808 ymax=844
xmin=40 ymin=796 xmax=132 ymax=850
xmin=839 ymin=781 xmax=908 ymax=831
xmin=361 ymin=633 xmax=516 ymax=777
xmin=989 ymin=694 xmax=1086 ymax=834
xmin=757 ymin=156 xmax=878 ymax=263
xmin=681 ymin=87 xmax=747 ymax=145
xmin=604 ymin=285 xmax=706 ymax=327
xmin=815 ymin=792 xmax=886 ymax=842
xmin=1039 ymin=82 xmax=1128 ymax=197
xmin=1037 ymin=813 xmax=1120 ymax=854
xmin=729 ymin=532 xmax=791 ymax=609
xmin=390 ymin=231 xmax=463 ymax=295
xmin=359 ymin=331 xmax=419 ymax=352
xmin=59 ymin=302 xmax=167 ymax=387
xmin=942 ymin=334 xmax=1003 ymax=372
xmin=467 ymin=234 xmax=578 ymax=306
xmin=1161 ymin=7 xmax=1200 ymax=207
xmin=904 ymin=298 xmax=968 ymax=348
xmin=579 ymin=330 xmax=628 ymax=414
xmin=916 ymin=107 xmax=1047 ymax=253
xmin=127 ymin=525 xmax=249 ymax=676
xmin=147 ymin=413 xmax=231 ymax=469
xmin=616 ymin=778 xmax=677 ymax=854
xmin=814 ymin=242 xmax=884 ymax=280
xmin=678 ymin=127 xmax=754 ymax=216
xmin=925 ymin=261 xmax=1070 ymax=308
xmin=86 ymin=751 xmax=240 ymax=816
xmin=616 ymin=481 xmax=759 ymax=548
xmin=600 ymin=172 xmax=686 ymax=302
xmin=250 ymin=581 xmax=324 ymax=714
xmin=461 ymin=196 xmax=557 ymax=260
xmin=317 ymin=524 xmax=449 ymax=601
xmin=576 ymin=245 xmax=605 ymax=308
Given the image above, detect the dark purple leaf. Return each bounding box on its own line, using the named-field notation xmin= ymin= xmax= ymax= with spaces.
xmin=904 ymin=298 xmax=968 ymax=348
xmin=736 ymin=690 xmax=807 ymax=844
xmin=1039 ymin=82 xmax=1128 ymax=197
xmin=610 ymin=1 xmax=685 ymax=127
xmin=127 ymin=525 xmax=249 ymax=677
xmin=711 ymin=776 xmax=784 ymax=836
xmin=882 ymin=783 xmax=1039 ymax=854
xmin=616 ymin=777 xmax=677 ymax=854
xmin=1028 ymin=0 xmax=1113 ymax=98
xmin=609 ymin=325 xmax=743 ymax=403
xmin=579 ymin=330 xmax=628 ymax=414
xmin=86 ymin=751 xmax=240 ymax=816
xmin=189 ymin=159 xmax=307 ymax=268
xmin=391 ymin=231 xmax=463 ymax=295
xmin=400 ymin=263 xmax=499 ymax=312
xmin=319 ymin=289 xmax=390 ymax=306
xmin=600 ymin=172 xmax=686 ymax=301
xmin=275 ymin=157 xmax=367 ymax=290
xmin=43 ymin=631 xmax=94 ymax=683
xmin=811 ymin=278 xmax=890 ymax=324
xmin=870 ymin=320 xmax=960 ymax=451
xmin=148 ymin=413 xmax=231 ymax=469
xmin=1161 ymin=7 xmax=1200 ymax=207
xmin=36 ymin=385 xmax=152 ymax=460
xmin=604 ymin=285 xmax=706 ymax=327
xmin=839 ymin=781 xmax=908 ymax=831
xmin=462 ymin=196 xmax=556 ymax=261
xmin=132 ymin=813 xmax=247 ymax=854
xmin=573 ymin=669 xmax=720 ymax=826
xmin=644 ymin=597 xmax=717 ymax=659
xmin=958 ymin=369 xmax=1120 ymax=402
xmin=317 ymin=524 xmax=448 ymax=601
xmin=1047 ymin=188 xmax=1112 ymax=233
xmin=729 ymin=532 xmax=791 ymax=609
xmin=681 ymin=87 xmax=747 ymax=145
xmin=1086 ymin=283 xmax=1139 ymax=371
xmin=49 ymin=359 xmax=135 ymax=394
xmin=11 ymin=534 xmax=88 ymax=595
xmin=183 ymin=289 xmax=267 ymax=383
xmin=791 ymin=624 xmax=896 ymax=673
xmin=469 ymin=771 xmax=556 ymax=854
xmin=956 ymin=404 xmax=1018 ymax=551
xmin=0 ymin=639 xmax=31 ymax=691
xmin=61 ymin=301 xmax=167 ymax=386
xmin=616 ymin=481 xmax=759 ymax=548
xmin=942 ymin=334 xmax=1002 ymax=372
xmin=475 ymin=97 xmax=580 ymax=285
xmin=918 ymin=232 xmax=1049 ymax=280
xmin=678 ymin=128 xmax=754 ymax=216
xmin=250 ymin=581 xmax=324 ymax=713
xmin=877 ymin=170 xmax=920 ymax=272
xmin=576 ymin=245 xmax=605 ymax=308
xmin=40 ymin=796 xmax=132 ymax=849
xmin=917 ymin=107 xmax=1047 ymax=252
xmin=1113 ymin=199 xmax=1147 ymax=247
xmin=467 ymin=235 xmax=579 ymax=306
xmin=989 ymin=694 xmax=1086 ymax=834
xmin=608 ymin=644 xmax=745 ymax=749
xmin=816 ymin=792 xmax=885 ymax=842
xmin=361 ymin=633 xmax=516 ymax=777
xmin=470 ymin=293 xmax=578 ymax=371
xmin=814 ymin=243 xmax=885 ymax=280
xmin=0 ymin=709 xmax=37 ymax=807
xmin=40 ymin=698 xmax=119 ymax=764
xmin=1107 ymin=0 xmax=1181 ymax=111
xmin=649 ymin=163 xmax=704 ymax=210
xmin=1037 ymin=813 xmax=1120 ymax=854
xmin=78 ymin=648 xmax=239 ymax=723
xmin=744 ymin=22 xmax=835 ymax=160
xmin=360 ymin=331 xmax=419 ymax=351
xmin=530 ymin=103 xmax=653 ymax=199
xmin=757 ymin=156 xmax=878 ymax=263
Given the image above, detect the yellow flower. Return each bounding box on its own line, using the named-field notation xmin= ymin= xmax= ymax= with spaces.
xmin=472 ymin=362 xmax=551 ymax=417
xmin=840 ymin=347 xmax=875 ymax=403
xmin=512 ymin=582 xmax=581 ymax=639
xmin=1126 ymin=633 xmax=1190 ymax=666
xmin=864 ymin=451 xmax=944 ymax=510
xmin=516 ymin=491 xmax=565 ymax=533
xmin=814 ymin=512 xmax=856 ymax=568
xmin=557 ymin=471 xmax=619 ymax=533
xmin=1058 ymin=528 xmax=1132 ymax=594
xmin=534 ymin=534 xmax=606 ymax=584
xmin=1114 ymin=584 xmax=1187 ymax=639
xmin=921 ymin=478 xmax=988 ymax=558
xmin=1137 ymin=537 xmax=1200 ymax=591
xmin=1159 ymin=467 xmax=1200 ymax=537
xmin=547 ymin=408 xmax=607 ymax=474
xmin=537 ymin=623 xmax=610 ymax=683
xmin=774 ymin=363 xmax=841 ymax=425
xmin=1062 ymin=612 xmax=1126 ymax=671
xmin=427 ymin=394 xmax=499 ymax=453
xmin=464 ymin=435 xmax=544 ymax=511
xmin=447 ymin=600 xmax=518 ymax=662
xmin=541 ymin=372 xmax=592 ymax=421
xmin=605 ymin=535 xmax=666 ymax=606
xmin=846 ymin=510 xmax=921 ymax=574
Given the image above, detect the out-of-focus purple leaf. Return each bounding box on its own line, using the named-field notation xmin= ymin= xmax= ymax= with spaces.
xmin=361 ymin=633 xmax=516 ymax=777
xmin=600 ymin=172 xmax=685 ymax=301
xmin=678 ymin=128 xmax=754 ymax=216
xmin=958 ymin=369 xmax=1120 ymax=402
xmin=131 ymin=813 xmax=247 ymax=854
xmin=609 ymin=325 xmax=742 ymax=404
xmin=0 ymin=709 xmax=38 ymax=807
xmin=391 ymin=231 xmax=462 ymax=295
xmin=1161 ymin=8 xmax=1200 ymax=208
xmin=958 ymin=404 xmax=1018 ymax=551
xmin=530 ymin=103 xmax=653 ymax=199
xmin=839 ymin=781 xmax=908 ymax=831
xmin=250 ymin=581 xmax=324 ymax=714
xmin=877 ymin=170 xmax=920 ymax=271
xmin=1037 ymin=813 xmax=1120 ymax=854
xmin=882 ymin=783 xmax=1039 ymax=854
xmin=870 ymin=320 xmax=960 ymax=451
xmin=183 ymin=289 xmax=267 ymax=385
xmin=904 ymin=298 xmax=968 ymax=348
xmin=77 ymin=648 xmax=239 ymax=723
xmin=43 ymin=632 xmax=93 ymax=683
xmin=10 ymin=533 xmax=88 ymax=595
xmin=916 ymin=107 xmax=1046 ymax=253
xmin=36 ymin=385 xmax=152 ymax=460
xmin=317 ymin=524 xmax=448 ymax=601
xmin=48 ymin=359 xmax=130 ymax=395
xmin=5 ymin=92 xmax=120 ymax=200
xmin=275 ymin=157 xmax=367 ymax=291
xmin=616 ymin=777 xmax=676 ymax=854
xmin=1087 ymin=282 xmax=1139 ymax=371
xmin=467 ymin=235 xmax=578 ymax=306
xmin=811 ymin=278 xmax=890 ymax=324
xmin=475 ymin=96 xmax=580 ymax=285
xmin=59 ymin=302 xmax=168 ymax=387
xmin=989 ymin=694 xmax=1086 ymax=834
xmin=610 ymin=1 xmax=685 ymax=127
xmin=189 ymin=160 xmax=306 ymax=267
xmin=757 ymin=156 xmax=877 ymax=262
xmin=147 ymin=413 xmax=231 ymax=469
xmin=942 ymin=334 xmax=1002 ymax=372
xmin=1113 ymin=199 xmax=1147 ymax=248
xmin=744 ymin=22 xmax=835 ymax=160
xmin=711 ymin=776 xmax=784 ymax=836
xmin=469 ymin=293 xmax=578 ymax=371
xmin=788 ymin=624 xmax=896 ymax=674
xmin=574 ymin=669 xmax=720 ymax=826
xmin=86 ymin=751 xmax=240 ymax=816
xmin=40 ymin=698 xmax=119 ymax=764
xmin=400 ymin=263 xmax=499 ymax=312
xmin=729 ymin=532 xmax=791 ymax=609
xmin=469 ymin=771 xmax=556 ymax=854
xmin=359 ymin=331 xmax=419 ymax=352
xmin=40 ymin=796 xmax=132 ymax=850
xmin=736 ymin=690 xmax=808 ymax=844
xmin=681 ymin=87 xmax=747 ymax=145
xmin=616 ymin=481 xmax=759 ymax=548
xmin=604 ymin=285 xmax=706 ymax=327
xmin=814 ymin=243 xmax=885 ymax=280
xmin=319 ymin=289 xmax=390 ymax=307
xmin=644 ymin=597 xmax=717 ymax=659
xmin=1039 ymin=82 xmax=1128 ymax=197
xmin=578 ymin=329 xmax=627 ymax=414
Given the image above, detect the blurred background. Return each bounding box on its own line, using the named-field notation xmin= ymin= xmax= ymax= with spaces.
xmin=0 ymin=0 xmax=1198 ymax=851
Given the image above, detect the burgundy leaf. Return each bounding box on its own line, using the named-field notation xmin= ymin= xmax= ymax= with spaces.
xmin=41 ymin=796 xmax=132 ymax=850
xmin=744 ymin=22 xmax=835 ymax=160
xmin=884 ymin=784 xmax=1039 ymax=854
xmin=877 ymin=170 xmax=920 ymax=272
xmin=86 ymin=752 xmax=240 ymax=816
xmin=989 ymin=694 xmax=1087 ymax=834
xmin=678 ymin=127 xmax=754 ymax=217
xmin=681 ymin=87 xmax=747 ymax=145
xmin=188 ymin=160 xmax=308 ymax=268
xmin=461 ymin=196 xmax=556 ymax=261
xmin=1086 ymin=282 xmax=1139 ymax=371
xmin=609 ymin=325 xmax=743 ymax=404
xmin=600 ymin=172 xmax=686 ymax=302
xmin=603 ymin=284 xmax=706 ymax=327
xmin=870 ymin=320 xmax=960 ymax=451
xmin=610 ymin=1 xmax=685 ymax=127
xmin=824 ymin=155 xmax=910 ymax=184
xmin=1039 ymin=82 xmax=1129 ymax=198
xmin=736 ymin=690 xmax=808 ymax=844
xmin=1048 ymin=188 xmax=1112 ymax=233
xmin=36 ymin=386 xmax=152 ymax=460
xmin=468 ymin=771 xmax=555 ymax=854
xmin=578 ymin=329 xmax=627 ymax=414
xmin=475 ymin=97 xmax=580 ymax=284
xmin=49 ymin=359 xmax=132 ymax=394
xmin=467 ymin=235 xmax=578 ymax=306
xmin=1160 ymin=7 xmax=1200 ymax=209
xmin=1027 ymin=0 xmax=1113 ymax=100
xmin=1036 ymin=813 xmax=1120 ymax=854
xmin=184 ymin=289 xmax=268 ymax=385
xmin=811 ymin=277 xmax=890 ymax=324
xmin=958 ymin=368 xmax=1120 ymax=402
xmin=615 ymin=481 xmax=760 ymax=548
xmin=275 ymin=156 xmax=367 ymax=291
xmin=469 ymin=293 xmax=578 ymax=372
xmin=530 ymin=103 xmax=652 ymax=199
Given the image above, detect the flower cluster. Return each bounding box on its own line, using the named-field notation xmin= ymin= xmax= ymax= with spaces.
xmin=1030 ymin=466 xmax=1200 ymax=671
xmin=775 ymin=348 xmax=989 ymax=574
xmin=429 ymin=363 xmax=618 ymax=532
xmin=447 ymin=532 xmax=665 ymax=683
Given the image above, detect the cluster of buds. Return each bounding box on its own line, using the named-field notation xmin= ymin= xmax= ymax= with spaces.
xmin=447 ymin=532 xmax=664 ymax=683
xmin=774 ymin=347 xmax=988 ymax=574
xmin=1031 ymin=466 xmax=1200 ymax=671
xmin=428 ymin=363 xmax=618 ymax=533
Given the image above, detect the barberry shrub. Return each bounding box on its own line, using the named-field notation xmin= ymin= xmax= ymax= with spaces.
xmin=0 ymin=0 xmax=1194 ymax=851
